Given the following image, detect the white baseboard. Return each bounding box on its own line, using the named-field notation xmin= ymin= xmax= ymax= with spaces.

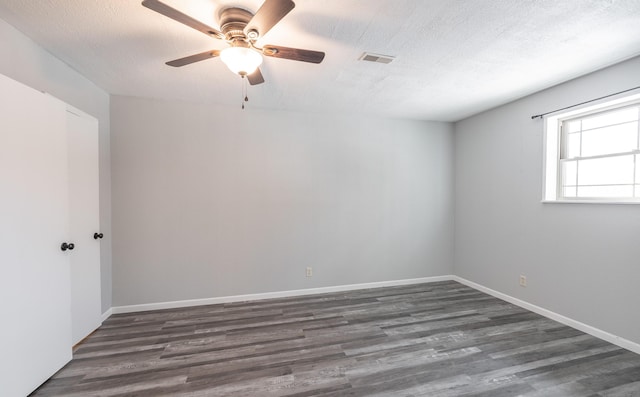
xmin=111 ymin=275 xmax=454 ymax=315
xmin=453 ymin=276 xmax=640 ymax=355
xmin=106 ymin=274 xmax=640 ymax=355
xmin=100 ymin=307 xmax=113 ymax=322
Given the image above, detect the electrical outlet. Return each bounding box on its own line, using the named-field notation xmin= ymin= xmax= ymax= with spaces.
xmin=519 ymin=275 xmax=527 ymax=287
xmin=306 ymin=267 xmax=313 ymax=277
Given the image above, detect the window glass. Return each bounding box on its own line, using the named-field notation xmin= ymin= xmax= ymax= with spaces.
xmin=567 ymin=120 xmax=581 ymax=133
xmin=563 ymin=186 xmax=577 ymax=197
xmin=581 ymin=107 xmax=638 ymax=130
xmin=581 ymin=122 xmax=637 ymax=157
xmin=565 ymin=133 xmax=581 ymax=158
xmin=561 ymin=160 xmax=577 ymax=186
xmin=577 ymin=185 xmax=634 ymax=198
xmin=577 ymin=155 xmax=634 ymax=186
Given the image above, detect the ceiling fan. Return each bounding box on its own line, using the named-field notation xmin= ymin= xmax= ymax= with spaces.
xmin=142 ymin=0 xmax=325 ymax=85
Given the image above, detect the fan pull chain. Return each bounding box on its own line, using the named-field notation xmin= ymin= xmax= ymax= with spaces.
xmin=241 ymin=76 xmax=249 ymax=110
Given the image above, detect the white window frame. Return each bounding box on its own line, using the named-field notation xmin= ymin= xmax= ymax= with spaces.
xmin=542 ymin=91 xmax=640 ymax=204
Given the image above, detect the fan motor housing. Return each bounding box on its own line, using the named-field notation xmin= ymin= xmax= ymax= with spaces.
xmin=218 ymin=7 xmax=254 ymax=41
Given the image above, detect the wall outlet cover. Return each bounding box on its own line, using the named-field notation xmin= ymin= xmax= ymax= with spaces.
xmin=519 ymin=275 xmax=527 ymax=287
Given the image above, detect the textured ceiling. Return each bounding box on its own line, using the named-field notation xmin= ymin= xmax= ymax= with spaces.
xmin=1 ymin=0 xmax=639 ymax=121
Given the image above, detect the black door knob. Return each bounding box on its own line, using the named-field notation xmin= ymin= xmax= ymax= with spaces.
xmin=61 ymin=242 xmax=75 ymax=251
xmin=94 ymin=232 xmax=104 ymax=240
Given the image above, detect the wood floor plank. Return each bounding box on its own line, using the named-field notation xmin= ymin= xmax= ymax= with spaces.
xmin=31 ymin=281 xmax=640 ymax=396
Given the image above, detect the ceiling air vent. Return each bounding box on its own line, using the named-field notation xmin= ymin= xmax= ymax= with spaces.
xmin=359 ymin=52 xmax=395 ymax=64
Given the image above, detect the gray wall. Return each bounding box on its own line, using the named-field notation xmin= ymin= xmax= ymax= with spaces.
xmin=455 ymin=55 xmax=640 ymax=344
xmin=0 ymin=18 xmax=112 ymax=313
xmin=111 ymin=96 xmax=454 ymax=306
xmin=7 ymin=7 xmax=638 ymax=346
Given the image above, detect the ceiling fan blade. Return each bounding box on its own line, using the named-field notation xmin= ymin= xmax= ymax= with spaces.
xmin=262 ymin=45 xmax=325 ymax=64
xmin=247 ymin=68 xmax=265 ymax=85
xmin=142 ymin=0 xmax=223 ymax=39
xmin=166 ymin=50 xmax=220 ymax=67
xmin=244 ymin=0 xmax=295 ymax=39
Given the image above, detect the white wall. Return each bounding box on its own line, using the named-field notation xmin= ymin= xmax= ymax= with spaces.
xmin=111 ymin=96 xmax=454 ymax=306
xmin=0 ymin=18 xmax=112 ymax=313
xmin=455 ymin=55 xmax=640 ymax=345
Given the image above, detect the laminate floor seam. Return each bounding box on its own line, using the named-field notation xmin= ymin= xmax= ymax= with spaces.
xmin=31 ymin=281 xmax=640 ymax=396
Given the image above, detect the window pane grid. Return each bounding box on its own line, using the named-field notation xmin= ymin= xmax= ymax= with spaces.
xmin=637 ymin=106 xmax=640 ymax=150
xmin=578 ymin=119 xmax=638 ymax=133
xmin=635 ymin=150 xmax=638 ymax=198
xmin=560 ymin=149 xmax=640 ymax=162
xmin=580 ymin=106 xmax=639 ymax=130
xmin=563 ymin=183 xmax=636 ymax=187
xmin=561 ymin=105 xmax=640 ymax=161
xmin=577 ymin=185 xmax=634 ymax=198
xmin=636 ymin=107 xmax=640 ymax=197
xmin=558 ymin=103 xmax=640 ymax=200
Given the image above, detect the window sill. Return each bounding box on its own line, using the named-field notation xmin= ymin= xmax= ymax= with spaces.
xmin=542 ymin=200 xmax=640 ymax=205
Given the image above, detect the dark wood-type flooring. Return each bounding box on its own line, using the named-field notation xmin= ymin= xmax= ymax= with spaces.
xmin=32 ymin=281 xmax=640 ymax=396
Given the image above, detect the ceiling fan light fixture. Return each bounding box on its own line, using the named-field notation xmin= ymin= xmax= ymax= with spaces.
xmin=220 ymin=47 xmax=263 ymax=76
xmin=145 ymin=0 xmax=325 ymax=85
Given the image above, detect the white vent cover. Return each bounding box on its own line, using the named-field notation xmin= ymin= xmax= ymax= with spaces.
xmin=359 ymin=52 xmax=395 ymax=64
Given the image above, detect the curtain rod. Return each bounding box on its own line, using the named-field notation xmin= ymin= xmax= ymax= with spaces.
xmin=530 ymin=85 xmax=640 ymax=120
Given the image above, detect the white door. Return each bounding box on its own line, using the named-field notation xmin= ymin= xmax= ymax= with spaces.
xmin=0 ymin=75 xmax=73 ymax=395
xmin=67 ymin=109 xmax=102 ymax=345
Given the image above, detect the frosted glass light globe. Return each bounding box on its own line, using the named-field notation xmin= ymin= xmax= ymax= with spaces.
xmin=220 ymin=47 xmax=263 ymax=75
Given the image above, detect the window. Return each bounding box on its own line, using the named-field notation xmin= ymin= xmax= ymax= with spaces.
xmin=543 ymin=93 xmax=640 ymax=203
